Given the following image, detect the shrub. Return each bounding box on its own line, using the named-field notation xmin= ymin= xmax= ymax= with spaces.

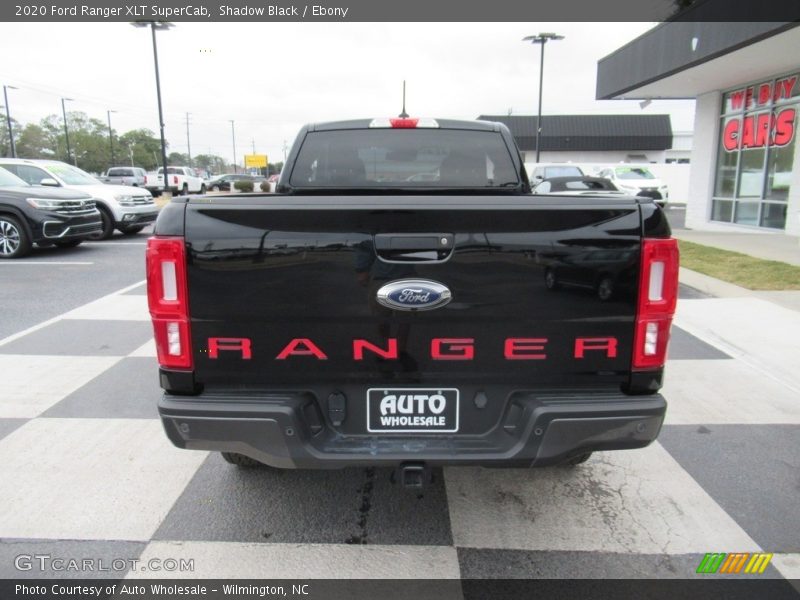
xmin=260 ymin=181 xmax=271 ymax=192
xmin=233 ymin=180 xmax=254 ymax=192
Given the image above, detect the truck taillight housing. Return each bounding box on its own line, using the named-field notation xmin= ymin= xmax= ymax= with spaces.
xmin=146 ymin=236 xmax=193 ymax=369
xmin=632 ymin=238 xmax=679 ymax=370
xmin=173 ymin=175 xmax=179 ymax=184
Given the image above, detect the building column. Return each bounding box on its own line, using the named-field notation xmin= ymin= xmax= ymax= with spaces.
xmin=685 ymin=91 xmax=722 ymax=230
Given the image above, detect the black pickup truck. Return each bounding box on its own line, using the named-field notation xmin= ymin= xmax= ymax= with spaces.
xmin=147 ymin=118 xmax=678 ymax=484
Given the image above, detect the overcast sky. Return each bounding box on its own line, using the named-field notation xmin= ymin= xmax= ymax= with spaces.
xmin=0 ymin=21 xmax=695 ymax=167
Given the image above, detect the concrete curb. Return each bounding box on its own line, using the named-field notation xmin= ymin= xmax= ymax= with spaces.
xmin=678 ymin=267 xmax=752 ymax=298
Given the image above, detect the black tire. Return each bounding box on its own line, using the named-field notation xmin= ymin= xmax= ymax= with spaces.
xmin=597 ymin=276 xmax=615 ymax=302
xmin=221 ymin=452 xmax=266 ymax=468
xmin=121 ymin=226 xmax=145 ymax=235
xmin=211 ymin=185 xmax=220 ymax=192
xmin=54 ymin=240 xmax=83 ymax=248
xmin=0 ymin=214 xmax=32 ymax=258
xmin=544 ymin=267 xmax=560 ymax=290
xmin=181 ymin=183 xmax=189 ymax=196
xmin=87 ymin=206 xmax=115 ymax=240
xmin=199 ymin=184 xmax=207 ymax=194
xmin=562 ymin=452 xmax=593 ymax=466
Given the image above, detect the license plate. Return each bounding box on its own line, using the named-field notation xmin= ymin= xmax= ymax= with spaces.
xmin=366 ymin=388 xmax=459 ymax=433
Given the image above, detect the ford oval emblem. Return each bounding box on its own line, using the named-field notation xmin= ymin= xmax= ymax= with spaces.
xmin=376 ymin=279 xmax=452 ymax=311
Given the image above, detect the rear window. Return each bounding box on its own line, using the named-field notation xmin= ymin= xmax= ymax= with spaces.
xmin=289 ymin=129 xmax=520 ymax=188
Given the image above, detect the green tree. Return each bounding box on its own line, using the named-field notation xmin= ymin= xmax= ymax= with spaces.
xmin=0 ymin=114 xmax=23 ymax=158
xmin=193 ymin=153 xmax=227 ymax=175
xmin=117 ymin=128 xmax=168 ymax=171
xmin=15 ymin=123 xmax=57 ymax=159
xmin=168 ymin=152 xmax=189 ymax=165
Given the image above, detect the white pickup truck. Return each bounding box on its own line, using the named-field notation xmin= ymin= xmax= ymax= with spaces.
xmin=146 ymin=166 xmax=206 ymax=196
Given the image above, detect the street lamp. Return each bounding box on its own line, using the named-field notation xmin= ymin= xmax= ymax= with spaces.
xmin=229 ymin=120 xmax=237 ymax=174
xmin=522 ymin=32 xmax=564 ymax=163
xmin=61 ymin=97 xmax=75 ymax=165
xmin=3 ymin=85 xmax=18 ymax=158
xmin=107 ymin=109 xmax=117 ymax=166
xmin=131 ymin=20 xmax=174 ymax=196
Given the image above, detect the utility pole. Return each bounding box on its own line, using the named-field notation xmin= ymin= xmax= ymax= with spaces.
xmin=185 ymin=112 xmax=192 ymax=167
xmin=282 ymin=140 xmax=288 ymax=162
xmin=522 ymin=33 xmax=564 ymax=163
xmin=3 ymin=85 xmax=18 ymax=158
xmin=107 ymin=110 xmax=117 ymax=166
xmin=61 ymin=97 xmax=74 ymax=165
xmin=229 ymin=119 xmax=237 ymax=174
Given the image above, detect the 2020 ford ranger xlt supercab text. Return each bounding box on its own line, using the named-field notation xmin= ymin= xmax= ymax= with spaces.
xmin=146 ymin=117 xmax=679 ymax=485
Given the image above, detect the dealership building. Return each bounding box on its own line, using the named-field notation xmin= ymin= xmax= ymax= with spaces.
xmin=597 ymin=21 xmax=800 ymax=234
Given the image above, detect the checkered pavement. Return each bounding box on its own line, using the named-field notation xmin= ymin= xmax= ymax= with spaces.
xmin=0 ymin=282 xmax=798 ymax=582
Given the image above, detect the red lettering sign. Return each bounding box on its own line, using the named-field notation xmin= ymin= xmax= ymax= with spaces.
xmin=353 ymin=338 xmax=398 ymax=360
xmin=276 ymin=338 xmax=328 ymax=360
xmin=504 ymin=338 xmax=548 ymax=360
xmin=574 ymin=337 xmax=618 ymax=359
xmin=723 ymin=108 xmax=796 ymax=151
xmin=431 ymin=338 xmax=474 ymax=360
xmin=208 ymin=337 xmax=252 ymax=360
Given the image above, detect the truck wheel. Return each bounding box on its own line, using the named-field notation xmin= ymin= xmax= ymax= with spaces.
xmin=211 ymin=185 xmax=220 ymax=192
xmin=562 ymin=452 xmax=593 ymax=466
xmin=181 ymin=183 xmax=189 ymax=196
xmin=88 ymin=206 xmax=115 ymax=240
xmin=221 ymin=452 xmax=266 ymax=468
xmin=544 ymin=268 xmax=560 ymax=290
xmin=199 ymin=184 xmax=207 ymax=194
xmin=597 ymin=276 xmax=615 ymax=301
xmin=0 ymin=215 xmax=32 ymax=259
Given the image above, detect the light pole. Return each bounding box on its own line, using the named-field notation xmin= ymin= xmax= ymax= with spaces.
xmin=132 ymin=20 xmax=174 ymax=196
xmin=185 ymin=112 xmax=192 ymax=167
xmin=522 ymin=33 xmax=564 ymax=163
xmin=61 ymin=97 xmax=74 ymax=165
xmin=3 ymin=85 xmax=18 ymax=158
xmin=229 ymin=120 xmax=237 ymax=174
xmin=107 ymin=109 xmax=117 ymax=166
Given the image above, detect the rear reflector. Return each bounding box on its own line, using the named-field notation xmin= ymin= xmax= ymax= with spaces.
xmin=632 ymin=238 xmax=679 ymax=370
xmin=369 ymin=117 xmax=439 ymax=129
xmin=146 ymin=237 xmax=193 ymax=369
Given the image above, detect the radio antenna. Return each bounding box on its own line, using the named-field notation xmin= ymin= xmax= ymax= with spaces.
xmin=398 ymin=80 xmax=409 ymax=118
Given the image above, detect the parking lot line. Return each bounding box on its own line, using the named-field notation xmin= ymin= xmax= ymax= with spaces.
xmin=0 ymin=279 xmax=145 ymax=348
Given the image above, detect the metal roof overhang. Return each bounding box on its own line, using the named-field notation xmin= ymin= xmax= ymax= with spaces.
xmin=597 ymin=22 xmax=800 ymax=100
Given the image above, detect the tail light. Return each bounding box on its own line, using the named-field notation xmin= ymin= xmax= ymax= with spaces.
xmin=173 ymin=175 xmax=179 ymax=184
xmin=146 ymin=237 xmax=192 ymax=369
xmin=632 ymin=238 xmax=679 ymax=370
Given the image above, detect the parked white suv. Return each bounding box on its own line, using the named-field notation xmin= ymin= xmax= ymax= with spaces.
xmin=147 ymin=166 xmax=206 ymax=196
xmin=596 ymin=166 xmax=669 ymax=207
xmin=0 ymin=159 xmax=158 ymax=239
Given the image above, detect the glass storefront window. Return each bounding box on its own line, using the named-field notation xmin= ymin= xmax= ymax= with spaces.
xmin=760 ymin=202 xmax=788 ymax=229
xmin=737 ymin=147 xmax=766 ymax=197
xmin=712 ymin=72 xmax=798 ymax=230
xmin=766 ymin=108 xmax=797 ymax=201
xmin=711 ymin=199 xmax=733 ymax=222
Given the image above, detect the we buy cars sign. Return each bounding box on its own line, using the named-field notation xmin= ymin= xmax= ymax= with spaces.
xmin=722 ymin=74 xmax=798 ymax=152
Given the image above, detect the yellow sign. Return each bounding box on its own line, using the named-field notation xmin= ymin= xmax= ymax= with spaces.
xmin=244 ymin=154 xmax=268 ymax=168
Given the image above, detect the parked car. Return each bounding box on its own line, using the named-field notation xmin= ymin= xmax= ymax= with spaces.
xmin=528 ymin=163 xmax=584 ymax=184
xmin=147 ymin=166 xmax=206 ymax=195
xmin=0 ymin=159 xmax=158 ymax=240
xmin=206 ymin=174 xmax=266 ymax=192
xmin=0 ymin=166 xmax=101 ymax=258
xmin=100 ymin=166 xmax=147 ymax=187
xmin=532 ymin=176 xmax=626 ymax=196
xmin=596 ymin=166 xmax=669 ymax=206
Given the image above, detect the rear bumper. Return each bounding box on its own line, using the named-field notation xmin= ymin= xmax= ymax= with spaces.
xmin=158 ymin=390 xmax=666 ymax=468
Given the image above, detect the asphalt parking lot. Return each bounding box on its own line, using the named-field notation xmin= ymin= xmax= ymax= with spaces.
xmin=0 ymin=215 xmax=798 ymax=586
